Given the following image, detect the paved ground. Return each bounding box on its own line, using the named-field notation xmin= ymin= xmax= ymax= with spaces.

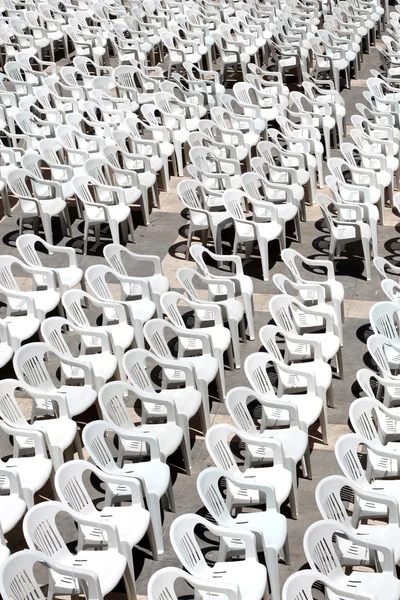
xmin=1 ymin=34 xmax=399 ymax=599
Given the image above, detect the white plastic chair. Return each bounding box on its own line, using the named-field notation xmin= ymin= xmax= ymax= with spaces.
xmin=177 ymin=266 xmax=245 ymax=368
xmin=23 ymin=500 xmax=135 ymax=599
xmin=369 ymin=301 xmax=400 ymax=368
xmin=170 ymin=513 xmax=267 ymax=600
xmin=241 ymin=170 xmax=301 ymax=248
xmin=41 ymin=316 xmax=117 ymax=392
xmin=226 ymin=383 xmax=312 ymax=497
xmin=0 ymin=320 xmax=13 ymax=369
xmin=16 ymin=234 xmax=83 ymax=295
xmin=160 ymin=291 xmax=231 ymax=394
xmin=62 ymin=288 xmax=134 ymax=380
xmin=0 ymin=549 xmax=105 ymax=600
xmin=269 ymin=294 xmax=343 ymax=378
xmin=205 ymin=423 xmax=295 ymax=517
xmin=0 ymin=378 xmax=82 ymax=470
xmin=245 ymin=352 xmax=327 ymax=445
xmin=357 ymin=366 xmax=400 ymax=411
xmin=148 ymin=566 xmax=241 ymax=600
xmin=85 ymin=263 xmax=156 ymax=348
xmin=82 ymin=420 xmax=174 ymax=558
xmin=335 ymin=433 xmax=400 ymax=521
xmin=223 ymin=190 xmax=282 ymax=281
xmin=283 ymin=570 xmax=375 ymax=600
xmin=197 ymin=466 xmax=288 ymax=600
xmin=381 ymin=279 xmax=400 ymax=304
xmin=0 ymin=255 xmax=60 ymax=322
xmin=103 ymin=243 xmax=169 ymax=319
xmin=273 ymin=273 xmax=342 ymax=345
xmin=189 ymin=244 xmax=255 ymax=340
xmin=55 ymin=458 xmax=154 ymax=582
xmin=98 ymin=379 xmax=187 ymax=472
xmin=122 ymin=348 xmax=203 ymax=468
xmin=316 ymin=474 xmax=400 ymax=566
xmin=367 ymin=333 xmax=400 ymax=383
xmin=72 ymin=175 xmax=135 ymax=254
xmin=374 ymin=256 xmax=400 ymax=281
xmin=13 ymin=341 xmax=98 ymax=419
xmin=303 ymin=519 xmax=400 ymax=600
xmin=189 ymin=146 xmax=243 ymax=190
xmin=177 ymin=179 xmax=232 ymax=259
xmin=317 ymin=193 xmax=373 ymax=281
xmin=0 ymin=422 xmax=52 ymax=508
xmin=144 ymin=318 xmax=223 ymax=429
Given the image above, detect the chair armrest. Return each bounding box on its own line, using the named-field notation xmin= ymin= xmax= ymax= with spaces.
xmin=0 ymin=421 xmax=48 ymax=457
xmin=205 ymin=519 xmax=259 ymax=560
xmin=111 ymin=424 xmax=161 ymax=460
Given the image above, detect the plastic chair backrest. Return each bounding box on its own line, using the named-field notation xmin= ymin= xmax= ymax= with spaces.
xmin=205 ymin=423 xmax=243 ymax=475
xmin=303 ymin=519 xmax=346 ymax=577
xmin=244 ymin=352 xmax=279 ymax=397
xmin=148 ymin=566 xmax=240 ymax=600
xmin=367 ymin=333 xmax=396 ymax=377
xmin=283 ymin=569 xmax=374 ymax=600
xmin=82 ymin=420 xmax=121 ymax=473
xmin=334 ymin=433 xmax=370 ymax=486
xmin=13 ymin=342 xmax=55 ymax=391
xmin=196 ymin=466 xmax=237 ymax=527
xmin=369 ymin=301 xmax=400 ymax=341
xmin=381 ymin=279 xmax=400 ymax=303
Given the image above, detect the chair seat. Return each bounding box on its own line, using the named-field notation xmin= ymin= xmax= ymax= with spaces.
xmin=120 ymin=459 xmax=170 ymax=498
xmin=247 ymin=427 xmax=309 ymax=465
xmin=58 ymin=384 xmax=97 ymax=417
xmin=32 ymin=416 xmax=77 ymax=451
xmin=121 ymin=422 xmax=183 ymax=459
xmin=55 ymin=550 xmax=126 ymax=596
xmin=210 ymin=560 xmax=267 ymax=600
xmin=166 ymin=354 xmax=218 ymax=386
xmin=8 ymin=290 xmax=60 ymax=317
xmin=0 ymin=495 xmax=26 ymax=533
xmin=2 ymin=456 xmax=52 ymax=496
xmin=263 ymin=393 xmax=323 ymax=430
xmin=81 ymin=505 xmax=150 ymax=548
xmin=0 ymin=343 xmax=13 ymax=368
xmin=225 ymin=510 xmax=287 ymax=554
xmin=86 ymin=203 xmax=131 ymax=223
xmin=280 ymin=359 xmax=332 ymax=392
xmin=333 ymin=572 xmax=400 ymax=600
xmin=22 ymin=198 xmax=66 ymax=217
xmin=227 ymin=465 xmax=292 ymax=507
xmin=101 ymin=323 xmax=134 ymax=351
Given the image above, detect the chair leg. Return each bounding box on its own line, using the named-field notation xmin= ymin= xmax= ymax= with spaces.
xmin=128 ymin=213 xmax=136 ymax=243
xmin=108 ymin=219 xmax=120 ymax=245
xmin=264 ymin=548 xmax=281 ymax=600
xmin=133 ymin=318 xmax=145 ymax=349
xmin=146 ymin=493 xmax=164 ymax=558
xmin=64 ymin=207 xmax=72 ymax=237
xmin=320 ymin=404 xmax=329 ymax=445
xmin=243 ymin=293 xmax=255 ymax=341
xmin=42 ymin=214 xmax=53 ymax=245
xmin=198 ymin=379 xmax=211 ymax=433
xmin=259 ymin=239 xmax=270 ymax=281
xmin=229 ymin=319 xmax=241 ymax=369
xmin=361 ymin=236 xmax=372 ymax=281
xmin=178 ymin=414 xmax=192 ymax=474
